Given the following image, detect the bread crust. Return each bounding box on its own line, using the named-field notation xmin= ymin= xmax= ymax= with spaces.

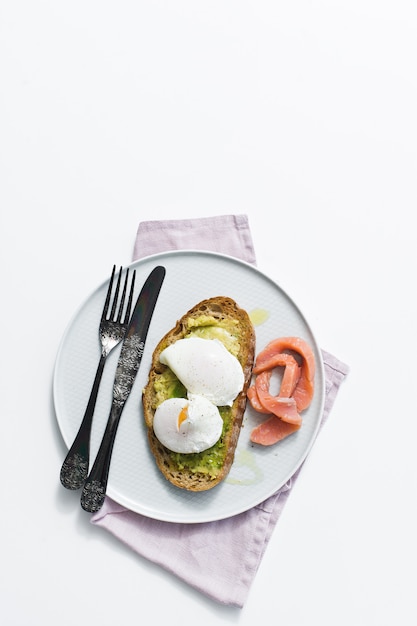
xmin=142 ymin=296 xmax=256 ymax=491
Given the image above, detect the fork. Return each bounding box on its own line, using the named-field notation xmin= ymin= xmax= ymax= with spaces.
xmin=60 ymin=265 xmax=136 ymax=490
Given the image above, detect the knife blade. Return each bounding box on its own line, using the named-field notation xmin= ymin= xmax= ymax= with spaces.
xmin=80 ymin=265 xmax=166 ymax=513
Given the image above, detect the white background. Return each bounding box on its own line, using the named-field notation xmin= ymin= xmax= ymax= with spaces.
xmin=1 ymin=1 xmax=416 ymax=624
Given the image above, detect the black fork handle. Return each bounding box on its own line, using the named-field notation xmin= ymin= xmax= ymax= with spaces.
xmin=80 ymin=402 xmax=124 ymax=513
xmin=60 ymin=354 xmax=106 ymax=490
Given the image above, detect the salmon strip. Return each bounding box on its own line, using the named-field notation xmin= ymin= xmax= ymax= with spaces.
xmin=255 ymin=371 xmax=302 ymax=426
xmin=247 ymin=352 xmax=300 ymax=415
xmin=247 ymin=384 xmax=270 ymax=414
xmin=253 ymin=352 xmax=300 ymax=397
xmin=250 ymin=415 xmax=300 ymax=446
xmin=254 ymin=337 xmax=315 ymax=411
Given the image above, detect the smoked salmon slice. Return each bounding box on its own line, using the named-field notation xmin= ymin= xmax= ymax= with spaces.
xmin=254 ymin=352 xmax=301 ymax=397
xmin=247 ymin=352 xmax=300 ymax=415
xmin=254 ymin=337 xmax=315 ymax=411
xmin=248 ymin=336 xmax=316 ymax=446
xmin=247 ymin=384 xmax=270 ymax=414
xmin=254 ymin=371 xmax=302 ymax=426
xmin=250 ymin=415 xmax=300 ymax=446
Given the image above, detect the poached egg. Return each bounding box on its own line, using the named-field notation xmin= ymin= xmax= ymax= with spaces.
xmin=153 ymin=336 xmax=244 ymax=454
xmin=153 ymin=394 xmax=223 ymax=453
xmin=159 ymin=336 xmax=244 ymax=407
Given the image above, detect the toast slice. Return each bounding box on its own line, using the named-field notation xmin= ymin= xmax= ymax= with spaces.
xmin=142 ymin=296 xmax=256 ymax=491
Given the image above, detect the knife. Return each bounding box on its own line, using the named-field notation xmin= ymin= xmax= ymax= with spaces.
xmin=80 ymin=265 xmax=166 ymax=513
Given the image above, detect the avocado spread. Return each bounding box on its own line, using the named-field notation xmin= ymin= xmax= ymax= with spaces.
xmin=154 ymin=315 xmax=241 ymax=478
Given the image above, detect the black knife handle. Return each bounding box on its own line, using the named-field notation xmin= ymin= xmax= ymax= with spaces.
xmin=60 ymin=355 xmax=106 ymax=490
xmin=80 ymin=402 xmax=123 ymax=513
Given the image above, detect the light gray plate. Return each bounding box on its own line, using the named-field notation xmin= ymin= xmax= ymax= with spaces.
xmin=54 ymin=250 xmax=325 ymax=523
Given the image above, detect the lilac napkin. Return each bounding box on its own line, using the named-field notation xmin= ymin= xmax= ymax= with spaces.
xmin=91 ymin=214 xmax=349 ymax=608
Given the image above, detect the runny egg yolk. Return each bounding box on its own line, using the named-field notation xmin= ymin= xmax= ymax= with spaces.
xmin=177 ymin=405 xmax=188 ymax=429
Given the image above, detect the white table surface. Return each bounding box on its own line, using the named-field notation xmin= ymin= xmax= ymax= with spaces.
xmin=1 ymin=2 xmax=416 ymax=624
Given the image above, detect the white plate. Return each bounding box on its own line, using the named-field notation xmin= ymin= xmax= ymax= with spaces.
xmin=54 ymin=250 xmax=325 ymax=523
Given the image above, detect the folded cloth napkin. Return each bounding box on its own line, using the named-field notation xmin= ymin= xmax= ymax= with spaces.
xmin=91 ymin=214 xmax=349 ymax=608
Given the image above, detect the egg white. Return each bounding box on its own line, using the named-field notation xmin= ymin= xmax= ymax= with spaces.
xmin=153 ymin=394 xmax=223 ymax=453
xmin=159 ymin=336 xmax=244 ymax=406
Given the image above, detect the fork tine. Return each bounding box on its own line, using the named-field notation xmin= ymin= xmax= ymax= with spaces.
xmin=109 ymin=266 xmax=123 ymax=320
xmin=116 ymin=269 xmax=129 ymax=323
xmin=122 ymin=269 xmax=136 ymax=324
xmin=101 ymin=265 xmax=116 ymax=322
